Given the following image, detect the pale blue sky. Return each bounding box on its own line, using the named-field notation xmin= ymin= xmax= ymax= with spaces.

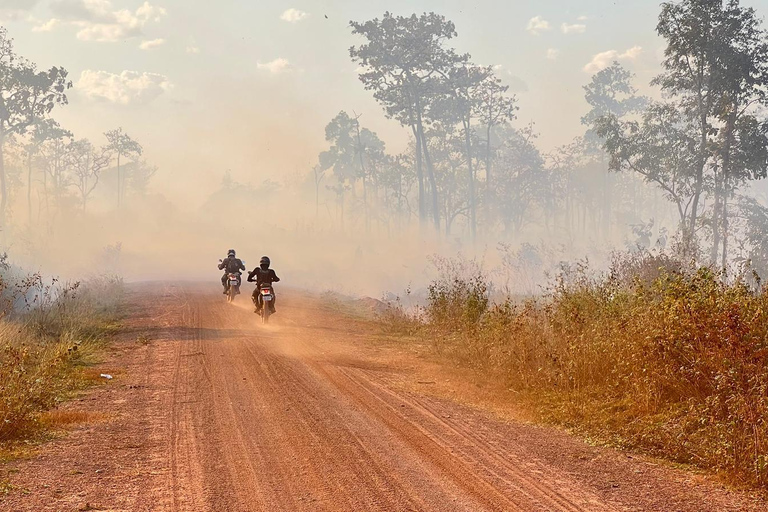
xmin=1 ymin=0 xmax=766 ymax=205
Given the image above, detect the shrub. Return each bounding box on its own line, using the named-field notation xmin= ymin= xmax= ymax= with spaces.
xmin=0 ymin=274 xmax=123 ymax=442
xmin=418 ymin=252 xmax=768 ymax=487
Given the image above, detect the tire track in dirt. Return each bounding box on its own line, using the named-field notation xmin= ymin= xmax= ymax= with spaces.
xmin=4 ymin=283 xmax=765 ymax=512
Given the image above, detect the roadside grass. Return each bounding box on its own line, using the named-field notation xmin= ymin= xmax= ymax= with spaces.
xmin=380 ymin=252 xmax=768 ymax=490
xmin=0 ymin=275 xmax=124 ymax=448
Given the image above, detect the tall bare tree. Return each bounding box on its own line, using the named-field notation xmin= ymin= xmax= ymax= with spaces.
xmin=104 ymin=128 xmax=142 ymax=208
xmin=70 ymin=139 xmax=110 ymax=212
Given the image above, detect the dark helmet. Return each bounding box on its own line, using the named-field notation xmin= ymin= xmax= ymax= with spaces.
xmin=227 ymin=249 xmax=236 ymax=257
xmin=260 ymin=256 xmax=270 ymax=268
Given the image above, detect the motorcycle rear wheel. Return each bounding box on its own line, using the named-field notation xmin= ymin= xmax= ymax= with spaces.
xmin=261 ymin=303 xmax=271 ymax=324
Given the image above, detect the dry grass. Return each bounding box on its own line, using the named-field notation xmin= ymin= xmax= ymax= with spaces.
xmin=39 ymin=409 xmax=108 ymax=428
xmin=387 ymin=253 xmax=768 ymax=489
xmin=0 ymin=275 xmax=123 ymax=443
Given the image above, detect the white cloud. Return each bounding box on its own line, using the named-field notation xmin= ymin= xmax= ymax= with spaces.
xmin=49 ymin=0 xmax=167 ymax=42
xmin=526 ymin=16 xmax=550 ymax=35
xmin=621 ymin=45 xmax=644 ymax=60
xmin=32 ymin=18 xmax=60 ymax=32
xmin=4 ymin=0 xmax=41 ymax=8
xmin=0 ymin=0 xmax=40 ymax=20
xmin=186 ymin=46 xmax=200 ymax=54
xmin=561 ymin=23 xmax=586 ymax=34
xmin=135 ymin=1 xmax=165 ymax=22
xmin=280 ymin=8 xmax=308 ymax=23
xmin=139 ymin=38 xmax=165 ymax=50
xmin=77 ymin=69 xmax=171 ymax=104
xmin=577 ymin=15 xmax=589 ymax=22
xmin=583 ymin=46 xmax=644 ymax=73
xmin=546 ymin=48 xmax=560 ymax=61
xmin=257 ymin=58 xmax=291 ymax=74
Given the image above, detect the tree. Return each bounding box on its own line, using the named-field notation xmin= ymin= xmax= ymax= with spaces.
xmin=23 ymin=118 xmax=69 ymax=224
xmin=652 ymin=0 xmax=768 ymax=251
xmin=350 ymin=12 xmax=467 ymax=231
xmin=38 ymin=129 xmax=75 ymax=217
xmin=104 ymin=128 xmax=142 ymax=208
xmin=582 ymin=62 xmax=646 ymax=149
xmin=319 ymin=111 xmax=386 ymax=231
xmin=494 ymin=124 xmax=546 ymax=235
xmin=0 ymin=27 xmax=70 ymax=226
xmin=427 ymin=122 xmax=469 ymax=236
xmin=475 ymin=72 xmax=518 ymax=227
xmin=311 ymin=164 xmax=326 ymax=219
xmin=654 ymin=0 xmax=724 ymax=244
xmin=128 ymin=158 xmax=158 ymax=197
xmin=436 ymin=63 xmax=491 ymax=241
xmin=705 ymin=2 xmax=768 ymax=268
xmin=70 ymin=139 xmax=110 ymax=211
xmin=598 ymin=103 xmax=700 ymax=230
xmin=378 ymin=153 xmax=416 ymax=230
xmin=581 ymin=61 xmax=646 ymax=237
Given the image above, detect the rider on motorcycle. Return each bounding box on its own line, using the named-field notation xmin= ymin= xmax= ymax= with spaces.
xmin=218 ymin=249 xmax=246 ymax=294
xmin=248 ymin=256 xmax=280 ymax=314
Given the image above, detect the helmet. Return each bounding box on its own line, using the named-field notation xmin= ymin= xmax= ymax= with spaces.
xmin=259 ymin=256 xmax=270 ymax=268
xmin=227 ymin=249 xmax=236 ymax=257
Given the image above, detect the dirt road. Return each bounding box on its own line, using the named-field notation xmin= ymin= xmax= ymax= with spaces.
xmin=3 ymin=283 xmax=763 ymax=511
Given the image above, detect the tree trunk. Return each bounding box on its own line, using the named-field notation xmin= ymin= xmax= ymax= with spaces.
xmin=362 ymin=174 xmax=369 ymax=233
xmin=602 ymin=153 xmax=611 ymax=239
xmin=721 ymin=191 xmax=729 ymax=273
xmin=117 ymin=153 xmax=121 ymax=208
xmin=27 ymin=150 xmax=34 ymax=226
xmin=315 ymin=177 xmax=319 ymax=219
xmin=464 ymin=118 xmax=476 ymax=242
xmin=354 ymin=122 xmax=370 ymax=234
xmin=420 ymin=131 xmax=440 ymax=232
xmin=711 ymin=167 xmax=722 ymax=265
xmin=411 ymin=125 xmax=426 ymax=225
xmin=0 ymin=132 xmax=6 ymax=228
xmin=485 ymin=122 xmax=493 ymax=230
xmin=415 ymin=118 xmax=439 ymax=231
xmin=414 ymin=96 xmax=439 ymax=232
xmin=720 ymin=107 xmax=737 ymax=274
xmin=688 ymin=63 xmax=712 ymax=254
xmin=687 ymin=129 xmax=706 ymax=250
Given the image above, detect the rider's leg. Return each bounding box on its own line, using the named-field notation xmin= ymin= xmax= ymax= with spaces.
xmin=221 ymin=273 xmax=228 ymax=294
xmin=270 ymin=292 xmax=276 ymax=313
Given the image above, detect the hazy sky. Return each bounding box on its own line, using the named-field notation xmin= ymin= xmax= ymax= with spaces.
xmin=2 ymin=0 xmax=767 ymax=206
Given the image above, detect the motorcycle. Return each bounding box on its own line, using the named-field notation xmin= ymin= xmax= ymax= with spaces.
xmin=219 ymin=259 xmax=244 ymax=304
xmin=226 ymin=273 xmax=241 ymax=303
xmin=258 ymin=284 xmax=275 ymax=323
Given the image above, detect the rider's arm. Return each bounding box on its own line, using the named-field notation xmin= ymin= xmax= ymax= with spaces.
xmin=247 ymin=268 xmax=256 ymax=282
xmin=271 ymin=270 xmax=280 ymax=282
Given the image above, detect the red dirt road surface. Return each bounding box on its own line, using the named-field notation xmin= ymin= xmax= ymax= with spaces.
xmin=3 ymin=283 xmax=765 ymax=511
